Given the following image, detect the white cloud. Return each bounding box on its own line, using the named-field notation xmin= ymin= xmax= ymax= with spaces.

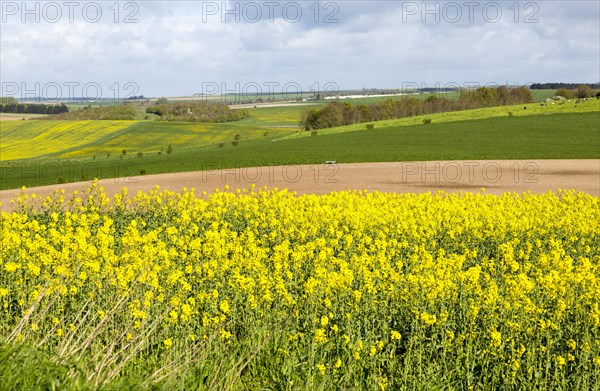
xmin=1 ymin=1 xmax=598 ymax=97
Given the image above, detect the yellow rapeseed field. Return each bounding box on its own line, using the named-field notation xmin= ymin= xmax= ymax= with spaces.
xmin=0 ymin=182 xmax=599 ymax=389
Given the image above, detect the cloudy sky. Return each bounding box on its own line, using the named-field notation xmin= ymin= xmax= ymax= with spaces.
xmin=1 ymin=0 xmax=599 ymax=98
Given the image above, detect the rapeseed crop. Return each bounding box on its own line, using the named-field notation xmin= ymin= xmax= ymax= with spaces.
xmin=1 ymin=183 xmax=598 ymax=389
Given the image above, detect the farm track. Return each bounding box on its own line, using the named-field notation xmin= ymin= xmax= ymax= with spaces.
xmin=1 ymin=160 xmax=598 ymax=211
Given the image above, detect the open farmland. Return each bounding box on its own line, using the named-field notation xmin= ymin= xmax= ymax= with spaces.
xmin=1 ymin=102 xmax=599 ymax=388
xmin=1 ymin=109 xmax=598 ymax=191
xmin=0 ymin=106 xmax=303 ymax=161
xmin=2 ymin=0 xmax=600 ymax=386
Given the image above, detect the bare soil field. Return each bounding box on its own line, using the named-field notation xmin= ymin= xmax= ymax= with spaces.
xmin=0 ymin=116 xmax=28 ymax=121
xmin=1 ymin=160 xmax=598 ymax=211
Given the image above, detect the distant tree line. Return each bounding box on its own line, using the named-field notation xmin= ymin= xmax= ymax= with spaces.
xmin=0 ymin=97 xmax=69 ymax=114
xmin=38 ymin=104 xmax=136 ymax=120
xmin=146 ymin=102 xmax=249 ymax=122
xmin=301 ymin=86 xmax=533 ymax=131
xmin=531 ymin=83 xmax=600 ymax=90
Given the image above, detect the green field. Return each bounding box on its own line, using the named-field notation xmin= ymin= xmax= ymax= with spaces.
xmin=282 ymin=98 xmax=600 ymax=140
xmin=0 ymin=107 xmax=304 ymax=161
xmin=1 ymin=108 xmax=598 ymax=190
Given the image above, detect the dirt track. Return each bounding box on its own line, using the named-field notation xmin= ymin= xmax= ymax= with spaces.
xmin=1 ymin=160 xmax=598 ymax=211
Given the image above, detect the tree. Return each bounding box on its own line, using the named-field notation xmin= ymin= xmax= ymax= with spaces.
xmin=496 ymin=86 xmax=510 ymax=105
xmin=474 ymin=87 xmax=498 ymax=105
xmin=576 ymin=84 xmax=593 ymax=98
xmin=511 ymin=86 xmax=533 ymax=104
xmin=0 ymin=97 xmax=17 ymax=104
xmin=156 ymin=97 xmax=168 ymax=104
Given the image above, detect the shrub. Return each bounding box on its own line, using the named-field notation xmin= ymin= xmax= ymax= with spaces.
xmin=311 ymin=130 xmax=318 ymax=137
xmin=366 ymin=124 xmax=375 ymax=130
xmin=217 ymin=143 xmax=225 ymax=148
xmin=423 ymin=118 xmax=432 ymax=124
xmin=122 ymin=149 xmax=127 ymax=156
xmin=167 ymin=145 xmax=173 ymax=154
xmin=140 ymin=169 xmax=147 ymax=175
xmin=556 ymin=88 xmax=575 ymax=99
xmin=137 ymin=152 xmax=143 ymax=158
xmin=231 ymin=140 xmax=239 ymax=146
xmin=508 ymin=111 xmax=513 ymax=117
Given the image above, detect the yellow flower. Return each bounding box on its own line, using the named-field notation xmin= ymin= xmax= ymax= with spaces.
xmin=220 ymin=328 xmax=232 ymax=341
xmin=369 ymin=345 xmax=377 ymax=357
xmin=219 ymin=300 xmax=230 ymax=314
xmin=314 ymin=328 xmax=328 ymax=344
xmin=4 ymin=262 xmax=20 ymax=272
xmin=391 ymin=331 xmax=402 ymax=341
xmin=420 ymin=312 xmax=437 ymax=325
xmin=163 ymin=338 xmax=173 ymax=349
xmin=316 ymin=363 xmax=326 ymax=375
xmin=490 ymin=330 xmax=502 ymax=348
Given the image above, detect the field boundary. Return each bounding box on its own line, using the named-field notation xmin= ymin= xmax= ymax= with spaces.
xmin=2 ymin=159 xmax=598 ymax=211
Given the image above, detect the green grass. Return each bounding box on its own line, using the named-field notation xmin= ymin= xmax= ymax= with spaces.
xmin=2 ymin=111 xmax=598 ymax=190
xmin=280 ymin=98 xmax=600 ymax=140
